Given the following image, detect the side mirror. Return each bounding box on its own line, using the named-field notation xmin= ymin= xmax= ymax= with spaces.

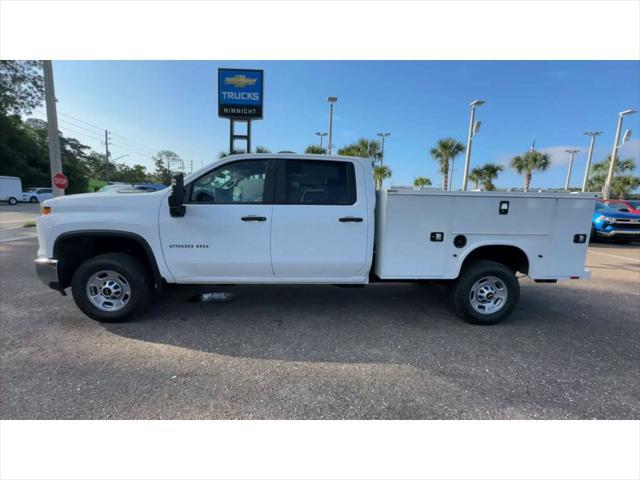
xmin=168 ymin=173 xmax=186 ymax=217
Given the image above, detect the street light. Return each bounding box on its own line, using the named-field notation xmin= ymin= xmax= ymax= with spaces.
xmin=603 ymin=109 xmax=637 ymax=199
xmin=581 ymin=131 xmax=602 ymax=192
xmin=377 ymin=132 xmax=391 ymax=165
xmin=564 ymin=149 xmax=580 ymax=191
xmin=461 ymin=99 xmax=485 ymax=191
xmin=327 ymin=96 xmax=338 ymax=155
xmin=314 ymin=131 xmax=328 ymax=151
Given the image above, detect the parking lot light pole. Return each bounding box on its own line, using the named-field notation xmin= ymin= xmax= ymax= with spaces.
xmin=377 ymin=132 xmax=390 ymax=165
xmin=581 ymin=131 xmax=602 ymax=192
xmin=603 ymin=109 xmax=637 ymax=200
xmin=315 ymin=131 xmax=327 ymax=151
xmin=327 ymin=97 xmax=338 ymax=155
xmin=564 ymin=149 xmax=580 ymax=191
xmin=461 ymin=100 xmax=485 ymax=191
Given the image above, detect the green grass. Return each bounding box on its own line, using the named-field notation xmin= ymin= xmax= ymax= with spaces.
xmin=23 ymin=221 xmax=36 ymax=228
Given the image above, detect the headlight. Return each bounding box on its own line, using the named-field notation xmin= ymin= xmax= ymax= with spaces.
xmin=596 ymin=215 xmax=616 ymax=223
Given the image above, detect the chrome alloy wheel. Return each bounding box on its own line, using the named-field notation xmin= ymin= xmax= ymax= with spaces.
xmin=86 ymin=270 xmax=131 ymax=312
xmin=469 ymin=276 xmax=508 ymax=315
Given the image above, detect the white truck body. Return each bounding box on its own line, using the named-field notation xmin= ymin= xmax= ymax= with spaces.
xmin=0 ymin=176 xmax=23 ymax=205
xmin=375 ymin=189 xmax=593 ymax=281
xmin=34 ymin=154 xmax=595 ymax=324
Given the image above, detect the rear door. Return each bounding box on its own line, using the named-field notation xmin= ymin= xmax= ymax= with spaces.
xmin=270 ymin=158 xmax=369 ymax=279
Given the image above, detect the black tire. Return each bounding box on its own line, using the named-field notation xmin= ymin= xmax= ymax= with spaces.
xmin=451 ymin=260 xmax=520 ymax=325
xmin=8 ymin=197 xmax=17 ymax=205
xmin=615 ymin=238 xmax=633 ymax=244
xmin=71 ymin=253 xmax=152 ymax=322
xmin=589 ymin=225 xmax=598 ymax=243
xmin=30 ymin=196 xmax=38 ymax=203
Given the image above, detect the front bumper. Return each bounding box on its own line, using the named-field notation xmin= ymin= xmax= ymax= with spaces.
xmin=595 ymin=229 xmax=640 ymax=239
xmin=35 ymin=258 xmax=62 ymax=291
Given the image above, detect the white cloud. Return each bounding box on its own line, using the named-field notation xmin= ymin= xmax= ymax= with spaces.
xmin=538 ymin=145 xmax=585 ymax=167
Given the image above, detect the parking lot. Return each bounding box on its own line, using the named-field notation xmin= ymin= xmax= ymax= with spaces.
xmin=0 ymin=204 xmax=638 ymax=419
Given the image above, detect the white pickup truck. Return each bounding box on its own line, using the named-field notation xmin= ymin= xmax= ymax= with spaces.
xmin=35 ymin=153 xmax=595 ymax=325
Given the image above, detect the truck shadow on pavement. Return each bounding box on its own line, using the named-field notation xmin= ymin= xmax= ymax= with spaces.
xmin=102 ymin=281 xmax=639 ymax=371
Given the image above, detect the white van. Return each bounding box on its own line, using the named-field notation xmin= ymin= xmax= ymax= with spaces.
xmin=0 ymin=176 xmax=23 ymax=205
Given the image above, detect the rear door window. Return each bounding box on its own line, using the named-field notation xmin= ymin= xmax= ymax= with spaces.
xmin=283 ymin=160 xmax=355 ymax=205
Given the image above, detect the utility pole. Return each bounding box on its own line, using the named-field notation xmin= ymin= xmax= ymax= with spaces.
xmin=564 ymin=149 xmax=580 ymax=191
xmin=42 ymin=61 xmax=64 ymax=197
xmin=190 ymin=160 xmax=194 ymax=174
xmin=377 ymin=132 xmax=390 ymax=165
xmin=103 ymin=130 xmax=111 ymax=183
xmin=461 ymin=99 xmax=485 ymax=191
xmin=581 ymin=131 xmax=602 ymax=192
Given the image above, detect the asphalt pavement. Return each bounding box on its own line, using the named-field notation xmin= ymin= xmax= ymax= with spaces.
xmin=0 ymin=235 xmax=638 ymax=419
xmin=0 ymin=203 xmax=40 ymax=243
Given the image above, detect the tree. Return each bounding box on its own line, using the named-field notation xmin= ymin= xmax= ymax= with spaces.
xmin=587 ymin=156 xmax=639 ymax=198
xmin=305 ymin=145 xmax=326 ymax=154
xmin=476 ymin=163 xmax=504 ymax=191
xmin=0 ymin=115 xmax=90 ymax=193
xmin=469 ymin=167 xmax=482 ymax=190
xmin=255 ymin=146 xmax=270 ymax=153
xmin=338 ymin=138 xmax=382 ymax=162
xmin=0 ymin=60 xmax=44 ymax=115
xmin=152 ymin=150 xmax=183 ymax=185
xmin=373 ymin=165 xmax=392 ymax=190
xmin=429 ymin=138 xmax=465 ymax=191
xmin=413 ymin=176 xmax=432 ymax=189
xmin=510 ymin=151 xmax=550 ymax=192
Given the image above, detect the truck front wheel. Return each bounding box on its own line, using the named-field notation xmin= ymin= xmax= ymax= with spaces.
xmin=71 ymin=253 xmax=152 ymax=322
xmin=451 ymin=260 xmax=520 ymax=325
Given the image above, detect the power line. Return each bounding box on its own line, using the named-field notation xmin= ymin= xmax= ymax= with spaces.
xmin=57 ymin=125 xmax=105 ymax=143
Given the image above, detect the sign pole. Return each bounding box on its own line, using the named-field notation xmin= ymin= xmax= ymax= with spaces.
xmin=247 ymin=120 xmax=252 ymax=154
xmin=43 ymin=60 xmax=65 ymax=197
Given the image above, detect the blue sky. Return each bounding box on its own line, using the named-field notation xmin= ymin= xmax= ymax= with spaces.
xmin=36 ymin=61 xmax=640 ymax=189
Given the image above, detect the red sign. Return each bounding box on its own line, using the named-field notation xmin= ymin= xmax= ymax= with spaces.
xmin=53 ymin=173 xmax=68 ymax=190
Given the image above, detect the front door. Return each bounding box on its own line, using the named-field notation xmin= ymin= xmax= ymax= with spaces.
xmin=159 ymin=158 xmax=275 ymax=281
xmin=270 ymin=158 xmax=370 ymax=279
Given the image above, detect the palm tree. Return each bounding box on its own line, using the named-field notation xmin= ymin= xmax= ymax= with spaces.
xmin=587 ymin=156 xmax=638 ymax=197
xmin=478 ymin=163 xmax=504 ymax=191
xmin=510 ymin=151 xmax=550 ymax=192
xmin=338 ymin=138 xmax=382 ymax=162
xmin=305 ymin=145 xmax=326 ymax=154
xmin=469 ymin=167 xmax=483 ymax=190
xmin=413 ymin=176 xmax=432 ymax=189
xmin=373 ymin=165 xmax=392 ymax=190
xmin=429 ymin=138 xmax=465 ymax=191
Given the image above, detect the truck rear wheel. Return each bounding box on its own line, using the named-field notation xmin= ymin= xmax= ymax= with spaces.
xmin=71 ymin=253 xmax=152 ymax=322
xmin=451 ymin=260 xmax=519 ymax=325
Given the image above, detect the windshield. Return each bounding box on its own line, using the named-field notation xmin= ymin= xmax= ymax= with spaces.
xmin=627 ymin=200 xmax=640 ymax=208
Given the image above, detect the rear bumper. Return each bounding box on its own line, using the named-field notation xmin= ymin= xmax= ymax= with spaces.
xmin=35 ymin=258 xmax=62 ymax=291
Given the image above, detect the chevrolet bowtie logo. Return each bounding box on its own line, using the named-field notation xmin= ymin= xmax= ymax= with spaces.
xmin=224 ymin=75 xmax=257 ymax=88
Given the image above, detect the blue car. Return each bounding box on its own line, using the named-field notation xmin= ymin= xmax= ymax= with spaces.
xmin=591 ymin=201 xmax=640 ymax=243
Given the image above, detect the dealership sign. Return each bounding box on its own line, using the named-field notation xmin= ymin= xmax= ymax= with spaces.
xmin=218 ymin=68 xmax=264 ymax=119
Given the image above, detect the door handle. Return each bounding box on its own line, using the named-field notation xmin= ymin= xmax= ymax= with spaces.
xmin=339 ymin=216 xmax=363 ymax=222
xmin=241 ymin=216 xmax=267 ymax=222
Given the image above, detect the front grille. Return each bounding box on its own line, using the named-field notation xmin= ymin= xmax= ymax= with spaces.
xmin=612 ymin=219 xmax=640 ymax=230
